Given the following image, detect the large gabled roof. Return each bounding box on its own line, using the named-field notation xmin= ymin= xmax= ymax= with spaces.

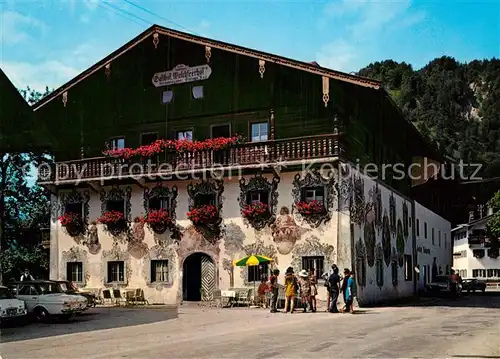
xmin=32 ymin=24 xmax=381 ymax=111
xmin=0 ymin=69 xmax=52 ymax=152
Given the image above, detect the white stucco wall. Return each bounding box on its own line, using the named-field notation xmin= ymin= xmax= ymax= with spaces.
xmin=414 ymin=201 xmax=452 ymax=290
xmin=51 ymin=171 xmax=341 ymax=305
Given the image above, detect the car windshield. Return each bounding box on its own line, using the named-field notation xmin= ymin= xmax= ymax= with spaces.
xmin=35 ymin=283 xmax=64 ymax=294
xmin=0 ymin=287 xmax=15 ymax=299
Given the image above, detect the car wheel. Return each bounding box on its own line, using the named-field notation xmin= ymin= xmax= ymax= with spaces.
xmin=482 ymin=288 xmax=486 ymax=293
xmin=34 ymin=307 xmax=50 ymax=322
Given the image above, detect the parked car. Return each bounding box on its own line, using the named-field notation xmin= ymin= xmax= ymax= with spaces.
xmin=54 ymin=280 xmax=97 ymax=308
xmin=9 ymin=280 xmax=87 ymax=321
xmin=462 ymin=278 xmax=487 ymax=293
xmin=425 ymin=276 xmax=450 ymax=293
xmin=0 ymin=286 xmax=27 ymax=324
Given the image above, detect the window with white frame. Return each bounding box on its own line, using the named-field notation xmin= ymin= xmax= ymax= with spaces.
xmin=432 ymin=228 xmax=435 ymax=245
xmin=438 ymin=230 xmax=441 ymax=247
xmin=424 ymin=222 xmax=428 ymax=238
xmin=151 ymin=260 xmax=169 ymax=283
xmin=246 ymin=190 xmax=269 ymax=205
xmin=416 ymin=219 xmax=420 ymax=236
xmin=148 ymin=197 xmax=170 ymax=211
xmin=66 ymin=262 xmax=83 ymax=283
xmin=109 ymin=137 xmax=125 ymax=150
xmin=107 ymin=261 xmax=125 ymax=283
xmin=302 ymin=187 xmax=325 ymax=203
xmin=176 ymin=130 xmax=193 ymax=142
xmin=301 ymin=256 xmax=324 ymax=280
xmin=251 ymin=122 xmax=268 ymax=142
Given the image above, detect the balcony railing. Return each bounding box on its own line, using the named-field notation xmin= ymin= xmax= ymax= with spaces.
xmin=468 ymin=236 xmax=491 ymax=247
xmin=38 ymin=134 xmax=339 ymax=184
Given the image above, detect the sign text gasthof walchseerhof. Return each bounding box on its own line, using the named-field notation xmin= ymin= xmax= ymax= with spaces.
xmin=152 ymin=64 xmax=212 ymax=87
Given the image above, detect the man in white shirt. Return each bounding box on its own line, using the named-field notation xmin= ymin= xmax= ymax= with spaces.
xmin=20 ymin=269 xmax=34 ymax=281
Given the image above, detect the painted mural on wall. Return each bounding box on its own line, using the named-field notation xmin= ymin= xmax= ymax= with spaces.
xmin=382 ymin=214 xmax=391 ymax=267
xmin=355 ymin=238 xmax=367 ymax=287
xmin=240 ymin=238 xmax=278 ymax=285
xmin=176 ymin=225 xmax=221 ymax=267
xmin=396 ymin=220 xmax=405 ymax=267
xmin=290 ymin=235 xmax=335 ymax=273
xmin=350 ymin=175 xmax=365 ymax=226
xmin=84 ymin=221 xmax=101 ymax=255
xmin=61 ymin=246 xmax=90 ymax=286
xmin=291 ymin=169 xmax=336 ymax=228
xmin=375 ymin=244 xmax=384 ymax=288
xmin=369 ymin=183 xmax=383 ymax=232
xmin=364 ymin=221 xmax=376 ymax=267
xmin=389 ymin=192 xmax=396 ymax=234
xmin=402 ymin=201 xmax=409 ymax=239
xmin=238 ymin=173 xmax=280 ymax=230
xmin=127 ymin=218 xmax=148 ymax=259
xmin=186 ymin=179 xmax=224 ymax=242
xmin=222 ymin=222 xmax=245 ymax=288
xmin=271 ymin=206 xmax=306 ymax=255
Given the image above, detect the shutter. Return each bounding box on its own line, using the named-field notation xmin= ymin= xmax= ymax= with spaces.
xmin=66 ymin=264 xmax=72 ymax=281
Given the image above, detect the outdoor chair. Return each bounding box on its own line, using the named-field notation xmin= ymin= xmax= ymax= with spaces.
xmin=133 ymin=289 xmax=148 ymax=305
xmin=112 ymin=289 xmax=127 ymax=306
xmin=209 ymin=289 xmax=223 ymax=308
xmin=101 ymin=289 xmax=113 ymax=305
xmin=234 ymin=289 xmax=252 ymax=307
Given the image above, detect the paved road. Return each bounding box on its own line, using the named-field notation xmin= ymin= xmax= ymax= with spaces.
xmin=1 ymin=294 xmax=500 ymax=358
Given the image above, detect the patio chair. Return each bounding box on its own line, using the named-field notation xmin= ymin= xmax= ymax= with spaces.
xmin=101 ymin=289 xmax=113 ymax=305
xmin=234 ymin=289 xmax=252 ymax=307
xmin=209 ymin=289 xmax=223 ymax=308
xmin=112 ymin=289 xmax=127 ymax=306
xmin=134 ymin=289 xmax=148 ymax=305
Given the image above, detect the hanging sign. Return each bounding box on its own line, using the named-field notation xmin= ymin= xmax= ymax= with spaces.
xmin=152 ymin=64 xmax=212 ymax=87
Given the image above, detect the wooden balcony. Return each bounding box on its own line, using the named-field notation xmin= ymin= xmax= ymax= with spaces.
xmin=38 ymin=134 xmax=340 ymax=185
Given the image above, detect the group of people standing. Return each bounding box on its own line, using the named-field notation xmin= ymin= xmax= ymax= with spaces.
xmin=259 ymin=264 xmax=356 ymax=314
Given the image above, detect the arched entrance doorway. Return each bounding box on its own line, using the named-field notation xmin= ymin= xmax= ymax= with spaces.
xmin=182 ymin=252 xmax=216 ymax=301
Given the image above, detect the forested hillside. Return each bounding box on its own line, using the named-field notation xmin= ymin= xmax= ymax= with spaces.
xmin=357 ymin=57 xmax=500 ymax=177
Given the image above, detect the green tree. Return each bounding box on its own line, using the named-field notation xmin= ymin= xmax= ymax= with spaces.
xmin=486 ymin=190 xmax=500 ymax=243
xmin=0 ymin=87 xmax=52 ymax=283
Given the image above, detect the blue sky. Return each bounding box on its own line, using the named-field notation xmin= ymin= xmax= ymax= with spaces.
xmin=0 ymin=0 xmax=499 ymax=92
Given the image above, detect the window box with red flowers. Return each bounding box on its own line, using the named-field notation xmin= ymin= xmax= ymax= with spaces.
xmin=295 ymin=200 xmax=326 ymax=216
xmin=143 ymin=209 xmax=173 ymax=235
xmin=103 ymin=136 xmax=245 ymax=160
xmin=241 ymin=202 xmax=271 ymax=229
xmin=97 ymin=210 xmax=127 ymax=236
xmin=186 ymin=204 xmax=222 ymax=241
xmin=58 ymin=212 xmax=84 ymax=237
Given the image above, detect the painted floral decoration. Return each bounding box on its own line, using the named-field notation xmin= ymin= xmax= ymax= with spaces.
xmin=187 ymin=205 xmax=219 ymax=225
xmin=103 ymin=136 xmax=244 ymax=159
xmin=241 ymin=202 xmax=270 ymax=221
xmin=295 ymin=200 xmax=325 ymax=215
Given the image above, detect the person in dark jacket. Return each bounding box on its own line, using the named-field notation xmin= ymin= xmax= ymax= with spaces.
xmin=327 ymin=266 xmax=341 ymax=313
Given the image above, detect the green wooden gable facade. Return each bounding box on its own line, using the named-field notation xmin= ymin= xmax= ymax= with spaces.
xmin=34 ymin=25 xmax=442 ymax=197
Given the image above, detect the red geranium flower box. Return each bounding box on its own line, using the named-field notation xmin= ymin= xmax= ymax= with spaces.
xmin=97 ymin=210 xmax=125 ymax=224
xmin=242 ymin=202 xmax=270 ymax=221
xmin=187 ymin=205 xmax=219 ymax=225
xmin=144 ymin=209 xmax=172 ymax=234
xmin=295 ymin=200 xmax=325 ymax=215
xmin=58 ymin=212 xmax=82 ymax=227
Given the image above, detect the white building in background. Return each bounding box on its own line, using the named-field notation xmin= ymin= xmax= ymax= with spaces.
xmin=452 ymin=208 xmax=500 ymax=280
xmin=415 ymin=202 xmax=453 ymax=291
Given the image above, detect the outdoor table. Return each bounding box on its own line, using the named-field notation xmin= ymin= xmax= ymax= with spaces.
xmin=221 ymin=290 xmax=236 ymax=307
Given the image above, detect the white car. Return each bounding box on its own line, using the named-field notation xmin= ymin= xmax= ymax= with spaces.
xmin=11 ymin=280 xmax=87 ymax=321
xmin=0 ymin=286 xmax=27 ymax=323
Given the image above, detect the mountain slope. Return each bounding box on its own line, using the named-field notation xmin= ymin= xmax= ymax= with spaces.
xmin=358 ymin=56 xmax=500 ymax=177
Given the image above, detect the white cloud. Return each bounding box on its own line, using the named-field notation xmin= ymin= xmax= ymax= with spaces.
xmin=2 ymin=60 xmax=81 ymax=92
xmin=317 ymin=0 xmax=425 ymax=71
xmin=316 ymin=40 xmax=358 ymax=72
xmin=0 ymin=11 xmax=47 ymax=45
